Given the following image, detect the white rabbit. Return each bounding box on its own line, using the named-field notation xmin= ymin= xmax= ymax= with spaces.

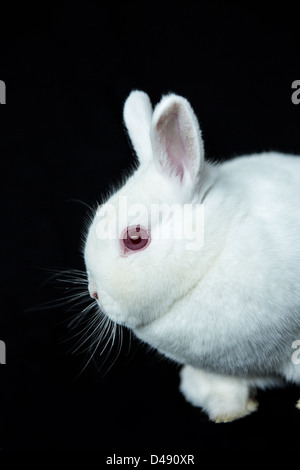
xmin=84 ymin=90 xmax=300 ymax=422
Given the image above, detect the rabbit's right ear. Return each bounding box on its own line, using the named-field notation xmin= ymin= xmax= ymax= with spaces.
xmin=123 ymin=90 xmax=153 ymax=164
xmin=150 ymin=94 xmax=204 ymax=189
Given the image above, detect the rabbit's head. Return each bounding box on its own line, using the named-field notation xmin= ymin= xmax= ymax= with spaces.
xmin=84 ymin=91 xmax=211 ymax=328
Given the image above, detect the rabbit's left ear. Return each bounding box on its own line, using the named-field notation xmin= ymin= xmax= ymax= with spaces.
xmin=123 ymin=90 xmax=153 ymax=164
xmin=151 ymin=94 xmax=204 ymax=186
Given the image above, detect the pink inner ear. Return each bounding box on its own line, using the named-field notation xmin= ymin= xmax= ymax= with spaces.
xmin=164 ymin=112 xmax=186 ymax=179
xmin=153 ymin=97 xmax=202 ymax=184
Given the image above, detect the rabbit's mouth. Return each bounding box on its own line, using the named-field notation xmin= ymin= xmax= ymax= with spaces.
xmin=87 ymin=279 xmax=161 ymax=329
xmin=92 ymin=296 xmax=140 ymax=329
xmin=106 ymin=308 xmax=156 ymax=330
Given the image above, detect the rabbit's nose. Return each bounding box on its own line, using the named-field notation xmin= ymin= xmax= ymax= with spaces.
xmin=91 ymin=291 xmax=98 ymax=300
xmin=87 ymin=279 xmax=98 ymax=300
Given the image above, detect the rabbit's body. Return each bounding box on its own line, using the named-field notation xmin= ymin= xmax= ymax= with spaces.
xmin=134 ymin=152 xmax=300 ymax=380
xmin=84 ymin=91 xmax=300 ymax=421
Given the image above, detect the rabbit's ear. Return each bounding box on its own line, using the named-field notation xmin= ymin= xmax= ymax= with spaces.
xmin=123 ymin=90 xmax=153 ymax=164
xmin=151 ymin=94 xmax=204 ymax=185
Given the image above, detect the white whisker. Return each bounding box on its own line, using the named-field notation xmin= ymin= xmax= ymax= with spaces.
xmin=34 ymin=265 xmax=129 ymax=376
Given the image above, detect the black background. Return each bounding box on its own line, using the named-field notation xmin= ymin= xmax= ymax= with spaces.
xmin=0 ymin=1 xmax=299 ymax=452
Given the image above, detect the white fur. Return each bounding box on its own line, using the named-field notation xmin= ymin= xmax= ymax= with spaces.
xmin=84 ymin=91 xmax=300 ymax=421
xmin=123 ymin=90 xmax=153 ymax=164
xmin=179 ymin=365 xmax=259 ymax=422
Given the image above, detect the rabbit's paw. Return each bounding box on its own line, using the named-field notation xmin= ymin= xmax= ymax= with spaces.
xmin=179 ymin=365 xmax=256 ymax=423
xmin=213 ymin=398 xmax=258 ymax=423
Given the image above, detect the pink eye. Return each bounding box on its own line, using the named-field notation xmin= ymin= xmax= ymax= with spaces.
xmin=120 ymin=225 xmax=151 ymax=253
